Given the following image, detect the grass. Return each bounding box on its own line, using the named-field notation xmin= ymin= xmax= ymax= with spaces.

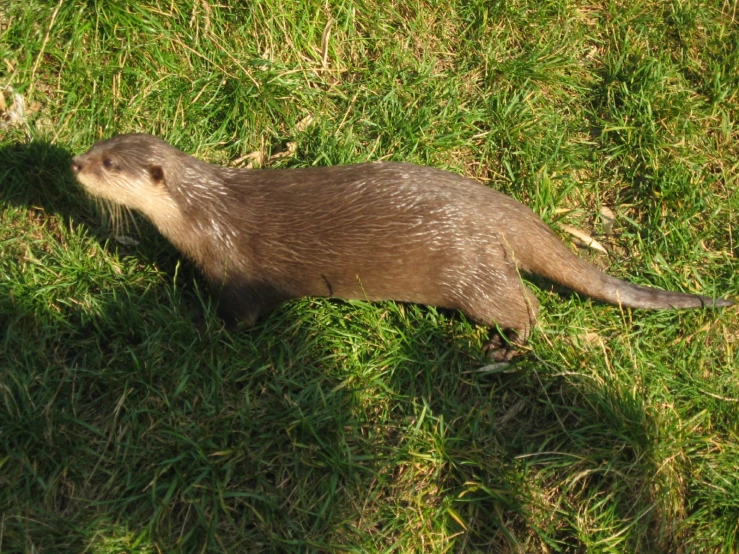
xmin=0 ymin=0 xmax=738 ymax=551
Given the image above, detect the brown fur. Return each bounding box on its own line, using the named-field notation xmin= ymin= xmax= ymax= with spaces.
xmin=72 ymin=133 xmax=733 ymax=354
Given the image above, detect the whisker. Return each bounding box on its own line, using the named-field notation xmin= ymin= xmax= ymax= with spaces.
xmin=124 ymin=207 xmax=140 ymax=236
xmin=113 ymin=203 xmax=122 ymax=237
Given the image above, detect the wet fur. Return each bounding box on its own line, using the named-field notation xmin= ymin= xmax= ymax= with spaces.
xmin=72 ymin=134 xmax=733 ymax=351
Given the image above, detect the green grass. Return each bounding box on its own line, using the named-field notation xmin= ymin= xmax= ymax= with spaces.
xmin=1 ymin=0 xmax=738 ymax=552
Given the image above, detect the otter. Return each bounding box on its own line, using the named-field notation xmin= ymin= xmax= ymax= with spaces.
xmin=72 ymin=133 xmax=733 ymax=358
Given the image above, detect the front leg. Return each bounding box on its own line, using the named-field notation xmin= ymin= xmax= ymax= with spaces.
xmin=214 ymin=278 xmax=289 ymax=328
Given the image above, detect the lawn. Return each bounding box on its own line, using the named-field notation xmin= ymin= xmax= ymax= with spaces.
xmin=1 ymin=0 xmax=738 ymax=552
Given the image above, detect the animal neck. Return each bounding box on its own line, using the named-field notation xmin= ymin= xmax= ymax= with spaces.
xmin=157 ymin=201 xmax=244 ymax=281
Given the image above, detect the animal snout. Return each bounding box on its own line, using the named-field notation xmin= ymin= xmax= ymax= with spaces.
xmin=71 ymin=157 xmax=83 ymax=173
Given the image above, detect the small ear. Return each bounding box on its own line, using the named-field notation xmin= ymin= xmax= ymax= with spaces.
xmin=148 ymin=165 xmax=165 ymax=184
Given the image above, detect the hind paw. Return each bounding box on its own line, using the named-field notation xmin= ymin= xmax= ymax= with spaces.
xmin=483 ymin=329 xmax=526 ymax=361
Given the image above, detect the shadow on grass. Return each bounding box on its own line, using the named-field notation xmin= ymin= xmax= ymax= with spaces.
xmin=370 ymin=318 xmax=679 ymax=552
xmin=0 ymin=140 xmax=666 ymax=552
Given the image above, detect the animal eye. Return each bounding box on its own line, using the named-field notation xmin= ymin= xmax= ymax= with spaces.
xmin=102 ymin=158 xmax=114 ymax=170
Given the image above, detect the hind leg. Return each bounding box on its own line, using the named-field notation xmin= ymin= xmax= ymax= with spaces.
xmin=457 ymin=277 xmax=539 ymax=360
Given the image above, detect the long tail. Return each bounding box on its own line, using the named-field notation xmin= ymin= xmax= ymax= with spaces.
xmin=507 ymin=217 xmax=733 ymax=309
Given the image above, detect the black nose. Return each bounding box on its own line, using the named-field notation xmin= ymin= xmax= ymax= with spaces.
xmin=71 ymin=157 xmax=83 ymax=173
